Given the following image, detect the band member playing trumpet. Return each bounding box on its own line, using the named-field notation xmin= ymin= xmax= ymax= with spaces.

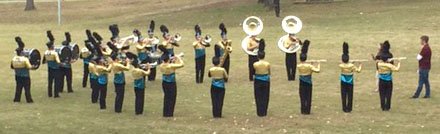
xmin=134 ymin=29 xmax=149 ymax=64
xmin=158 ymin=46 xmax=184 ymax=117
xmin=60 ymin=32 xmax=74 ymax=93
xmin=253 ymin=39 xmax=271 ymax=117
xmin=112 ymin=55 xmax=130 ymax=113
xmin=88 ymin=58 xmax=99 ymax=103
xmin=193 ymin=25 xmax=210 ymax=83
xmin=132 ymin=61 xmax=151 ymax=115
xmin=11 ymin=37 xmax=35 ymax=103
xmin=160 ymin=25 xmax=180 ymax=56
xmin=215 ymin=23 xmax=232 ymax=78
xmin=95 ymin=57 xmax=112 ymax=110
xmin=377 ymin=41 xmax=400 ymax=111
xmin=297 ymin=40 xmax=319 ymax=115
xmin=339 ymin=42 xmax=362 ymax=113
xmin=146 ymin=20 xmax=159 ymax=81
xmin=208 ymin=56 xmax=228 ymax=118
xmin=43 ymin=31 xmax=62 ymax=98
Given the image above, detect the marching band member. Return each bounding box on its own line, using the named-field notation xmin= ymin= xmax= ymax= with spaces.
xmin=81 ymin=30 xmax=96 ymax=88
xmin=412 ymin=35 xmax=431 ymax=98
xmin=208 ymin=56 xmax=228 ymax=118
xmin=339 ymin=42 xmax=362 ymax=113
xmin=42 ymin=31 xmax=62 ymax=98
xmin=131 ymin=60 xmax=151 ymax=115
xmin=193 ymin=24 xmax=210 ymax=83
xmin=377 ymin=41 xmax=400 ymax=111
xmin=134 ymin=29 xmax=149 ymax=64
xmin=215 ymin=23 xmax=232 ymax=79
xmin=246 ymin=34 xmax=260 ymax=81
xmin=252 ymin=39 xmax=271 ymax=117
xmin=111 ymin=55 xmax=130 ymax=113
xmin=11 ymin=37 xmax=35 ymax=103
xmin=160 ymin=25 xmax=179 ymax=56
xmin=88 ymin=58 xmax=99 ymax=103
xmin=284 ymin=33 xmax=300 ymax=81
xmin=297 ymin=40 xmax=319 ymax=115
xmin=60 ymin=32 xmax=74 ymax=93
xmin=95 ymin=57 xmax=112 ymax=110
xmin=158 ymin=46 xmax=184 ymax=117
xmin=146 ymin=20 xmax=159 ymax=81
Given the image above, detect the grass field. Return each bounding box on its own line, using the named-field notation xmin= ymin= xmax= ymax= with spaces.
xmin=0 ymin=0 xmax=439 ymax=133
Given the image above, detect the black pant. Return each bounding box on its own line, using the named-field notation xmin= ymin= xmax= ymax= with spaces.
xmin=48 ymin=68 xmax=62 ymax=97
xmin=254 ymin=79 xmax=270 ymax=117
xmin=90 ymin=78 xmax=99 ymax=103
xmin=211 ymin=86 xmax=225 ymax=118
xmin=299 ymin=80 xmax=312 ymax=114
xmin=162 ymin=82 xmax=177 ymax=117
xmin=60 ymin=67 xmax=73 ymax=92
xmin=14 ymin=76 xmax=33 ymax=103
xmin=195 ymin=55 xmax=206 ymax=83
xmin=82 ymin=63 xmax=89 ymax=88
xmin=147 ymin=68 xmax=156 ymax=81
xmin=379 ymin=80 xmax=393 ymax=111
xmin=248 ymin=55 xmax=258 ymax=81
xmin=135 ymin=88 xmax=145 ymax=115
xmin=285 ymin=53 xmax=297 ymax=81
xmin=114 ymin=83 xmax=125 ymax=113
xmin=97 ymin=83 xmax=107 ymax=109
xmin=274 ymin=0 xmax=280 ymax=17
xmin=341 ymin=82 xmax=353 ymax=112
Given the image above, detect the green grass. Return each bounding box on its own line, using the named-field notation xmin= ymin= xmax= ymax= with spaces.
xmin=1 ymin=0 xmax=439 ymax=133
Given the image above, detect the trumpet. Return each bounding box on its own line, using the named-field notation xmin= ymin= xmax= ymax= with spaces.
xmin=171 ymin=33 xmax=182 ymax=43
xmin=387 ymin=57 xmax=407 ymax=62
xmin=305 ymin=59 xmax=327 ymax=63
xmin=170 ymin=52 xmax=184 ymax=62
xmin=202 ymin=35 xmax=212 ymax=45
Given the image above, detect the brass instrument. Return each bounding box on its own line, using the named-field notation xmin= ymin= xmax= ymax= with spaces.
xmin=202 ymin=35 xmax=212 ymax=45
xmin=170 ymin=33 xmax=182 ymax=43
xmin=241 ymin=16 xmax=263 ymax=56
xmin=219 ymin=40 xmax=232 ymax=67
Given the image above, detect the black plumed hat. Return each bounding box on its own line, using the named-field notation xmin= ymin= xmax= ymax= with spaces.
xmin=15 ymin=36 xmax=25 ymax=49
xmin=47 ymin=30 xmax=55 ymax=42
xmin=160 ymin=25 xmax=169 ymax=37
xmin=148 ymin=20 xmax=155 ymax=34
xmin=258 ymin=39 xmax=266 ymax=53
xmin=219 ymin=23 xmax=227 ymax=37
xmin=300 ymin=40 xmax=310 ymax=61
xmin=194 ymin=24 xmax=201 ymax=38
xmin=109 ymin=24 xmax=119 ymax=39
xmin=342 ymin=42 xmax=349 ymax=62
xmin=92 ymin=32 xmax=103 ymax=42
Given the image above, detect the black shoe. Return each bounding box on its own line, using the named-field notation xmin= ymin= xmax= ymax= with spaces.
xmin=411 ymin=95 xmax=418 ymax=99
xmin=13 ymin=100 xmax=20 ymax=103
xmin=68 ymin=90 xmax=74 ymax=93
xmin=54 ymin=95 xmax=60 ymax=98
xmin=27 ymin=100 xmax=34 ymax=103
xmin=423 ymin=96 xmax=430 ymax=98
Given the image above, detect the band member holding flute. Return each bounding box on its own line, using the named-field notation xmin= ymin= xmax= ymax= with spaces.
xmin=377 ymin=41 xmax=400 ymax=111
xmin=297 ymin=40 xmax=320 ymax=115
xmin=11 ymin=37 xmax=36 ymax=103
xmin=158 ymin=46 xmax=184 ymax=117
xmin=253 ymin=39 xmax=271 ymax=117
xmin=193 ymin=24 xmax=210 ymax=83
xmin=215 ymin=23 xmax=232 ymax=78
xmin=112 ymin=55 xmax=130 ymax=113
xmin=412 ymin=35 xmax=431 ymax=99
xmin=208 ymin=56 xmax=228 ymax=118
xmin=132 ymin=60 xmax=151 ymax=115
xmin=339 ymin=42 xmax=362 ymax=113
xmin=43 ymin=31 xmax=62 ymax=98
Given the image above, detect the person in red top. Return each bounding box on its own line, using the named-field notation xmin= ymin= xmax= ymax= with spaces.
xmin=412 ymin=35 xmax=432 ymax=98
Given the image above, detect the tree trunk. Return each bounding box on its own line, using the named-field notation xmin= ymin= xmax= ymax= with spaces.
xmin=25 ymin=0 xmax=36 ymax=11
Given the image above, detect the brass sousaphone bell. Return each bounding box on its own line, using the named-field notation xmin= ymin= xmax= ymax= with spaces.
xmin=277 ymin=16 xmax=303 ymax=53
xmin=241 ymin=16 xmax=264 ymax=56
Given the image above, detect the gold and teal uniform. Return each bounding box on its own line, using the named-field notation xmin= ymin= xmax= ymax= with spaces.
xmin=161 ymin=40 xmax=178 ymax=56
xmin=246 ymin=37 xmax=260 ymax=81
xmin=43 ymin=50 xmax=62 ymax=97
xmin=297 ymin=62 xmax=320 ymax=114
xmin=132 ymin=68 xmax=151 ymax=115
xmin=136 ymin=42 xmax=148 ymax=62
xmin=283 ymin=36 xmax=299 ymax=81
xmin=80 ymin=50 xmax=93 ymax=88
xmin=253 ymin=60 xmax=271 ymax=117
xmin=193 ymin=41 xmax=207 ymax=83
xmin=88 ymin=62 xmax=99 ymax=103
xmin=208 ymin=66 xmax=228 ymax=118
xmin=113 ymin=62 xmax=130 ymax=113
xmin=159 ymin=57 xmax=184 ymax=117
xmin=214 ymin=40 xmax=232 ymax=75
xmin=11 ymin=55 xmax=34 ymax=103
xmin=377 ymin=61 xmax=400 ymax=111
xmin=338 ymin=63 xmax=362 ymax=112
xmin=95 ymin=63 xmax=112 ymax=109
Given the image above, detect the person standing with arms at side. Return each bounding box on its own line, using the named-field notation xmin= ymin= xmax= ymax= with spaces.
xmin=112 ymin=55 xmax=130 ymax=113
xmin=377 ymin=41 xmax=400 ymax=111
xmin=42 ymin=30 xmax=62 ymax=98
xmin=208 ymin=56 xmax=228 ymax=118
xmin=339 ymin=42 xmax=362 ymax=113
xmin=253 ymin=40 xmax=271 ymax=117
xmin=158 ymin=45 xmax=184 ymax=117
xmin=11 ymin=37 xmax=36 ymax=103
xmin=297 ymin=40 xmax=320 ymax=115
xmin=131 ymin=61 xmax=151 ymax=115
xmin=193 ymin=24 xmax=210 ymax=83
xmin=412 ymin=35 xmax=431 ymax=99
xmin=215 ymin=23 xmax=232 ymax=80
xmin=60 ymin=32 xmax=75 ymax=93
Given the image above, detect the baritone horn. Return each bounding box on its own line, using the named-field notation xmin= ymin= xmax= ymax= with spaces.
xmin=241 ymin=16 xmax=264 ymax=56
xmin=278 ymin=16 xmax=303 ymax=53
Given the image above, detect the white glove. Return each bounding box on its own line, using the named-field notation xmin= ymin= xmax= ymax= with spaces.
xmin=417 ymin=54 xmax=423 ymax=61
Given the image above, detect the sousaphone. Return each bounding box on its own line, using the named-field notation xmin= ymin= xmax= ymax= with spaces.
xmin=277 ymin=16 xmax=303 ymax=53
xmin=241 ymin=16 xmax=263 ymax=56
